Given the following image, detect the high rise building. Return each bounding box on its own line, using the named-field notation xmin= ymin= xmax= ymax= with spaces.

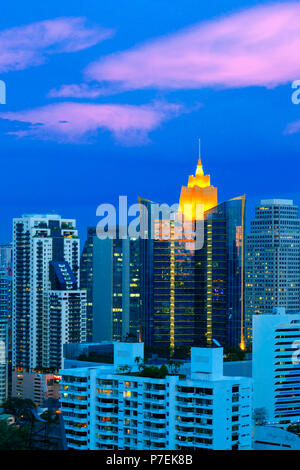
xmin=246 ymin=199 xmax=300 ymax=345
xmin=12 ymin=214 xmax=86 ymax=372
xmin=0 ymin=317 xmax=8 ymax=405
xmin=139 ymin=148 xmax=218 ymax=352
xmin=60 ymin=342 xmax=252 ymax=450
xmin=196 ymin=196 xmax=246 ymax=350
xmin=81 ymin=228 xmax=141 ymax=343
xmin=140 ymin=147 xmax=246 ymax=351
xmin=0 ymin=267 xmax=12 ymax=397
xmin=80 ymin=227 xmax=96 ymax=342
xmin=0 ymin=267 xmax=12 ymax=319
xmin=0 ymin=243 xmax=12 ymax=269
xmin=92 ymin=232 xmax=141 ymax=342
xmin=140 ymin=201 xmax=200 ymax=351
xmin=253 ymin=307 xmax=300 ymax=424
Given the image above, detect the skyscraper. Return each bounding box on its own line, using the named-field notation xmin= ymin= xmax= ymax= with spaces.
xmin=139 ymin=148 xmax=218 ymax=352
xmin=140 ymin=146 xmax=245 ymax=351
xmin=0 ymin=243 xmax=12 ymax=269
xmin=196 ymin=196 xmax=246 ymax=350
xmin=12 ymin=214 xmax=86 ymax=372
xmin=0 ymin=267 xmax=12 ymax=396
xmin=139 ymin=206 xmax=200 ymax=351
xmin=0 ymin=267 xmax=12 ymax=319
xmin=80 ymin=226 xmax=96 ymax=342
xmin=246 ymin=199 xmax=300 ymax=345
xmin=92 ymin=232 xmax=141 ymax=342
xmin=0 ymin=317 xmax=8 ymax=405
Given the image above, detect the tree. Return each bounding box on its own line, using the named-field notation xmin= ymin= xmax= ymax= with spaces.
xmin=40 ymin=409 xmax=59 ymax=424
xmin=167 ymin=360 xmax=183 ymax=375
xmin=134 ymin=356 xmax=145 ymax=372
xmin=287 ymin=424 xmax=300 ymax=436
xmin=134 ymin=356 xmax=141 ymax=366
xmin=118 ymin=365 xmax=131 ymax=374
xmin=173 ymin=360 xmax=183 ymax=375
xmin=0 ymin=420 xmax=28 ymax=450
xmin=139 ymin=365 xmax=168 ymax=379
xmin=3 ymin=397 xmax=36 ymax=424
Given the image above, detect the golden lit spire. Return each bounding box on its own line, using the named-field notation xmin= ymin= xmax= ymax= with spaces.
xmin=179 ymin=140 xmax=218 ymax=220
xmin=195 ymin=138 xmax=204 ymax=177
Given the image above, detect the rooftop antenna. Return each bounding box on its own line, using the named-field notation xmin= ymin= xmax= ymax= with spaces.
xmin=196 ymin=138 xmax=204 ymax=175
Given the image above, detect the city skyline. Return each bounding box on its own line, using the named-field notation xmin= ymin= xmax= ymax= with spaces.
xmin=2 ymin=0 xmax=300 ymax=454
xmin=0 ymin=0 xmax=300 ymax=243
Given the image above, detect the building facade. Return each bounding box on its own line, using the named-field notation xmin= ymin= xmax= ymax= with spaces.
xmin=0 ymin=267 xmax=12 ymax=320
xmin=0 ymin=243 xmax=12 ymax=269
xmin=0 ymin=317 xmax=8 ymax=405
xmin=80 ymin=227 xmax=96 ymax=342
xmin=246 ymin=199 xmax=300 ymax=345
xmin=140 ymin=207 xmax=200 ymax=352
xmin=92 ymin=232 xmax=141 ymax=343
xmin=12 ymin=214 xmax=86 ymax=372
xmin=196 ymin=196 xmax=246 ymax=350
xmin=12 ymin=370 xmax=61 ymax=407
xmin=140 ymin=154 xmax=246 ymax=351
xmin=60 ymin=343 xmax=252 ymax=450
xmin=253 ymin=308 xmax=300 ymax=424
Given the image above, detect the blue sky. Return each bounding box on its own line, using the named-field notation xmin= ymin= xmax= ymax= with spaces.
xmin=0 ymin=0 xmax=300 ymax=242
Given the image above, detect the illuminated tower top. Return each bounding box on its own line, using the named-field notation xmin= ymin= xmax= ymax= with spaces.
xmin=179 ymin=140 xmax=218 ymax=220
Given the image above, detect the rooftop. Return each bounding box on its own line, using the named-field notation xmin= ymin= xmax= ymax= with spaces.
xmin=260 ymin=199 xmax=294 ymax=206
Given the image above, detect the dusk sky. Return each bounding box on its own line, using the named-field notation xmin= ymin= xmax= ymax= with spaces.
xmin=1 ymin=0 xmax=300 ymax=243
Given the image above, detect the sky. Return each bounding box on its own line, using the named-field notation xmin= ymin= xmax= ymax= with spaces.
xmin=0 ymin=0 xmax=300 ymax=243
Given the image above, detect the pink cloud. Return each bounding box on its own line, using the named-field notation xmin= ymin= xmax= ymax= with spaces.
xmin=0 ymin=101 xmax=184 ymax=144
xmin=48 ymin=83 xmax=105 ymax=98
xmin=85 ymin=3 xmax=300 ymax=90
xmin=284 ymin=119 xmax=300 ymax=134
xmin=0 ymin=17 xmax=114 ymax=73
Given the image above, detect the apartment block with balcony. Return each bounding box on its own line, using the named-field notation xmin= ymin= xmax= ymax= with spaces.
xmin=60 ymin=342 xmax=252 ymax=450
xmin=253 ymin=307 xmax=300 ymax=425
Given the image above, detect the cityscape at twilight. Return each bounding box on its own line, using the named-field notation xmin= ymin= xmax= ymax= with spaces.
xmin=0 ymin=0 xmax=300 ymax=456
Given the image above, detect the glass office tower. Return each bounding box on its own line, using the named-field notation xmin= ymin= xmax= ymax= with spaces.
xmin=196 ymin=196 xmax=246 ymax=349
xmin=245 ymin=199 xmax=300 ymax=345
xmin=140 ymin=152 xmax=245 ymax=352
xmin=80 ymin=226 xmax=96 ymax=341
xmin=92 ymin=229 xmax=141 ymax=343
xmin=139 ymin=199 xmax=200 ymax=352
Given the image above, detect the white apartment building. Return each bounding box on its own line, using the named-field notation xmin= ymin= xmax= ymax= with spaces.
xmin=12 ymin=214 xmax=86 ymax=371
xmin=60 ymin=343 xmax=252 ymax=450
xmin=253 ymin=308 xmax=300 ymax=424
xmin=246 ymin=199 xmax=300 ymax=345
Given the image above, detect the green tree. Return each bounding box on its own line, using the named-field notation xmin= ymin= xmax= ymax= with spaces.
xmin=139 ymin=365 xmax=168 ymax=379
xmin=40 ymin=410 xmax=58 ymax=424
xmin=167 ymin=360 xmax=183 ymax=375
xmin=0 ymin=420 xmax=29 ymax=450
xmin=3 ymin=397 xmax=36 ymax=424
